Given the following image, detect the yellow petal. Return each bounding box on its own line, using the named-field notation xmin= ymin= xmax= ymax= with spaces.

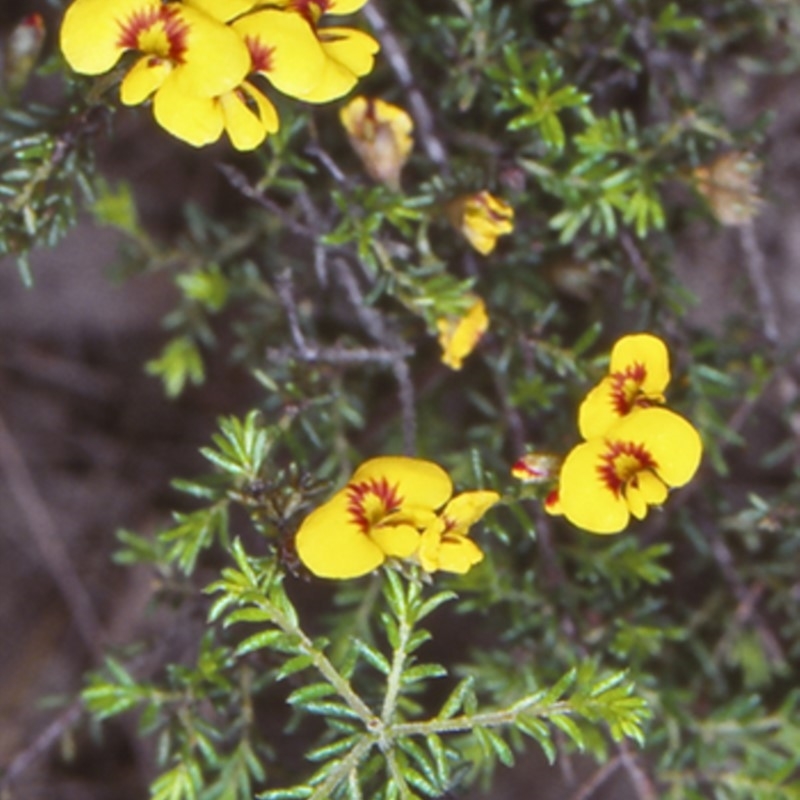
xmin=152 ymin=75 xmax=224 ymax=147
xmin=610 ymin=334 xmax=671 ymax=397
xmin=370 ymin=523 xmax=420 ymax=558
xmin=440 ymin=490 xmax=499 ymax=536
xmin=220 ymin=82 xmax=279 ymax=151
xmin=448 ymin=191 xmax=514 ymax=255
xmin=351 ymin=456 xmax=453 ymax=511
xmin=615 ymin=408 xmax=703 ymax=488
xmin=120 ymin=55 xmax=171 ymax=105
xmin=327 ymin=0 xmax=370 ymax=13
xmin=559 ymin=439 xmax=631 ymax=534
xmin=60 ymin=0 xmax=157 ymax=75
xmin=171 ymin=5 xmax=251 ymax=98
xmin=418 ymin=521 xmax=444 ymax=573
xmin=578 ymin=377 xmax=625 ymax=440
xmin=183 ymin=0 xmax=257 ymax=22
xmin=300 ymin=27 xmax=379 ymax=103
xmin=233 ymin=10 xmax=327 ymax=98
xmin=437 ymin=536 xmax=484 ymax=574
xmin=295 ymin=491 xmax=385 ymax=579
xmin=437 ymin=297 xmax=489 ymax=371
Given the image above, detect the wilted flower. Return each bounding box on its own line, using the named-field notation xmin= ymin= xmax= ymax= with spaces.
xmin=557 ymin=408 xmax=702 ymax=534
xmin=578 ymin=333 xmax=670 ymax=440
xmin=418 ymin=491 xmax=499 ymax=574
xmin=339 ymin=96 xmax=414 ymax=190
xmin=437 ymin=297 xmax=489 ymax=371
xmin=447 ymin=191 xmax=514 ymax=255
xmin=3 ymin=13 xmax=45 ymax=95
xmin=693 ymin=150 xmax=762 ymax=227
xmin=511 ymin=452 xmax=562 ymax=484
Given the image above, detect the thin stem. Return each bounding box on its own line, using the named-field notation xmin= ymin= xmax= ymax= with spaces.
xmin=309 ymin=736 xmax=375 ymax=800
xmin=381 ymin=611 xmax=413 ymax=725
xmin=385 ymin=748 xmax=415 ymax=799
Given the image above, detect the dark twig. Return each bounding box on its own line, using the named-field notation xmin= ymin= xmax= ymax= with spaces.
xmin=738 ymin=223 xmax=780 ymax=345
xmin=619 ymin=744 xmax=659 ymax=800
xmin=275 ymin=268 xmax=309 ymax=353
xmin=362 ymin=1 xmax=449 ymax=170
xmin=0 ymin=410 xmax=103 ymax=658
xmin=0 ymin=699 xmax=83 ymax=791
xmin=567 ymin=755 xmax=624 ymax=800
xmin=266 ymin=344 xmax=413 ymax=366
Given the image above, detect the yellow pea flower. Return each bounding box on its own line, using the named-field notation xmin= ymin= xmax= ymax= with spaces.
xmin=578 ymin=333 xmax=671 ymax=440
xmin=418 ymin=491 xmax=499 ymax=575
xmin=437 ymin=297 xmax=489 ymax=371
xmin=60 ymin=0 xmax=251 ymax=102
xmin=272 ymin=0 xmax=379 ymax=103
xmin=339 ymin=96 xmax=414 ymax=190
xmin=295 ymin=456 xmax=453 ymax=579
xmin=558 ymin=408 xmax=702 ymax=534
xmin=447 ymin=191 xmax=514 ymax=255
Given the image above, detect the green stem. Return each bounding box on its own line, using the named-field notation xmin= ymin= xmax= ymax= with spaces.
xmin=393 ymin=699 xmax=573 ymax=737
xmin=384 ymin=748 xmax=414 ymax=800
xmin=381 ymin=611 xmax=412 ymax=725
xmin=308 ymin=737 xmax=375 ymax=800
xmin=258 ymin=598 xmax=379 ymax=727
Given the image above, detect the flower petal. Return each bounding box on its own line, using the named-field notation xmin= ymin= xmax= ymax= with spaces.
xmin=610 ymin=334 xmax=671 ymax=396
xmin=299 ymin=27 xmax=379 ymax=103
xmin=120 ymin=55 xmax=171 ymax=105
xmin=60 ymin=0 xmax=157 ymax=75
xmin=233 ymin=10 xmax=327 ymax=98
xmin=559 ymin=439 xmax=631 ymax=534
xmin=153 ymin=75 xmax=224 ymax=147
xmin=327 ymin=0 xmax=370 ymax=14
xmin=171 ymin=5 xmax=251 ymax=98
xmin=221 ymin=82 xmax=279 ymax=151
xmin=370 ymin=523 xmax=420 ymax=558
xmin=615 ymin=408 xmax=703 ymax=488
xmin=295 ymin=490 xmax=385 ymax=578
xmin=440 ymin=490 xmax=499 ymax=536
xmin=351 ymin=456 xmax=453 ymax=511
xmin=183 ymin=0 xmax=257 ymax=22
xmin=437 ymin=536 xmax=484 ymax=574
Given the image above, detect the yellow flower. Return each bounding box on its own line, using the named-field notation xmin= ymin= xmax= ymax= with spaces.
xmin=60 ymin=0 xmax=251 ymax=101
xmin=578 ymin=333 xmax=670 ymax=440
xmin=295 ymin=456 xmax=452 ymax=579
xmin=272 ymin=0 xmax=379 ymax=103
xmin=437 ymin=297 xmax=489 ymax=371
xmin=447 ymin=191 xmax=514 ymax=255
xmin=339 ymin=96 xmax=414 ymax=190
xmin=231 ymin=9 xmax=328 ymax=100
xmin=418 ymin=491 xmax=499 ymax=574
xmin=153 ymin=77 xmax=279 ymax=150
xmin=558 ymin=408 xmax=702 ymax=534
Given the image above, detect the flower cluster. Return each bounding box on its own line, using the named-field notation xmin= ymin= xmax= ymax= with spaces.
xmin=515 ymin=334 xmax=703 ymax=534
xmin=59 ymin=0 xmax=378 ymax=150
xmin=295 ymin=456 xmax=498 ymax=579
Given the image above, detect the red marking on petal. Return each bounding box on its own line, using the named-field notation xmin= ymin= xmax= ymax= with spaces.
xmin=244 ymin=35 xmax=274 ymax=72
xmin=597 ymin=440 xmax=657 ymax=497
xmin=117 ymin=5 xmax=189 ymax=62
xmin=345 ymin=477 xmax=403 ymax=533
xmin=544 ymin=488 xmax=560 ymax=509
xmin=289 ymin=0 xmax=329 ymax=26
xmin=22 ymin=14 xmax=45 ymax=30
xmin=608 ymin=362 xmax=647 ymax=415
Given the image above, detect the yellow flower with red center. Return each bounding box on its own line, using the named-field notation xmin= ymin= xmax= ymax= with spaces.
xmin=272 ymin=0 xmax=379 ymax=103
xmin=339 ymin=96 xmax=414 ymax=190
xmin=60 ymin=0 xmax=251 ymax=105
xmin=447 ymin=191 xmax=514 ymax=255
xmin=436 ymin=297 xmax=489 ymax=371
xmin=578 ymin=333 xmax=670 ymax=440
xmin=557 ymin=408 xmax=702 ymax=534
xmin=60 ymin=0 xmax=378 ymax=149
xmin=295 ymin=456 xmax=497 ymax=579
xmin=418 ymin=491 xmax=499 ymax=574
xmin=296 ymin=456 xmax=452 ymax=579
